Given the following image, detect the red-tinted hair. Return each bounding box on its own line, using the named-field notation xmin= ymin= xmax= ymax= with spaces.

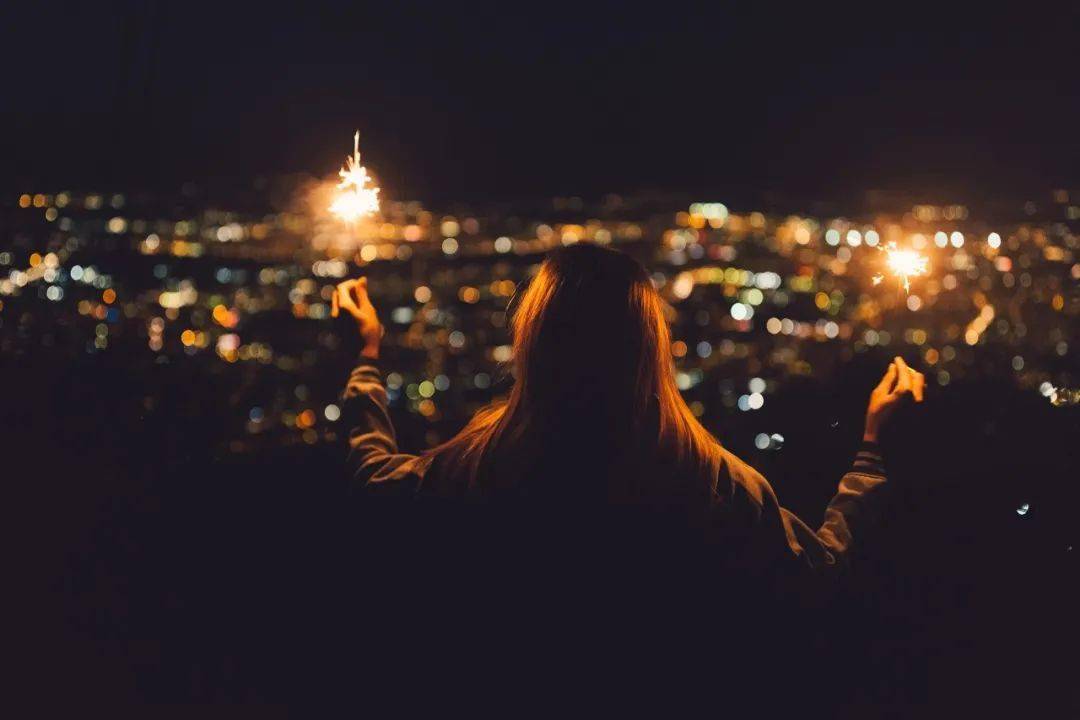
xmin=424 ymin=243 xmax=723 ymax=494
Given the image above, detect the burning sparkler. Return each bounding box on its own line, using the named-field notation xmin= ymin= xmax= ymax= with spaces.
xmin=873 ymin=241 xmax=929 ymax=293
xmin=329 ymin=130 xmax=380 ymax=222
xmin=1048 ymin=387 xmax=1080 ymax=406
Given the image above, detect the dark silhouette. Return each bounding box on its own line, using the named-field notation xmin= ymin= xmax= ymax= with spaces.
xmin=335 ymin=243 xmax=922 ymax=566
xmin=327 ymin=243 xmax=927 ymax=710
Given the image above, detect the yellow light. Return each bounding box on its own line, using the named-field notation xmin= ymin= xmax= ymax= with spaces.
xmin=876 ymin=242 xmax=929 ymax=293
xmin=359 ymin=244 xmax=378 ymax=262
xmin=329 ymin=130 xmax=381 ymax=222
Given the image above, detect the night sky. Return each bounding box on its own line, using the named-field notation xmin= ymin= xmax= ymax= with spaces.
xmin=3 ymin=1 xmax=1077 ymax=204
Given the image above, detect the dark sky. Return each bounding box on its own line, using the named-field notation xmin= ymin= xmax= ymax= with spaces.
xmin=2 ymin=1 xmax=1077 ymax=204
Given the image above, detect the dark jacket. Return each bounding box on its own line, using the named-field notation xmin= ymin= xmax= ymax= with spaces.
xmin=342 ymin=361 xmax=887 ymax=580
xmin=336 ymin=361 xmax=897 ymax=710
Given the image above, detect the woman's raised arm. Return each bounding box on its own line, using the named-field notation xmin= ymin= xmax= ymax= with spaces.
xmin=334 ymin=278 xmax=425 ymax=493
xmin=720 ymin=359 xmax=923 ymax=582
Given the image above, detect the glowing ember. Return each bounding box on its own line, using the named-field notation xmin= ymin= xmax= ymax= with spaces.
xmin=329 ymin=130 xmax=380 ymax=222
xmin=1049 ymin=387 xmax=1080 ymax=406
xmin=878 ymin=241 xmax=928 ymax=293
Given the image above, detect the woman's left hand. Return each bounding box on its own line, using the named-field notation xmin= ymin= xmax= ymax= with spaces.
xmin=332 ymin=277 xmax=382 ymax=360
xmin=863 ymin=356 xmax=924 ymax=442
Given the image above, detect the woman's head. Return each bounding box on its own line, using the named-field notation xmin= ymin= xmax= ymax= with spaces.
xmin=429 ymin=243 xmax=723 ymax=491
xmin=511 ymin=243 xmax=660 ymax=423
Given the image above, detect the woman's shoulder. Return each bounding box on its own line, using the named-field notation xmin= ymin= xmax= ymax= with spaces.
xmin=714 ymin=445 xmax=778 ymax=514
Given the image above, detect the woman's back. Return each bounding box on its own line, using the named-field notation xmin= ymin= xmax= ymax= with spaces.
xmin=333 ymin=241 xmax=921 ymax=608
xmin=329 ymin=244 xmax=923 ymax=710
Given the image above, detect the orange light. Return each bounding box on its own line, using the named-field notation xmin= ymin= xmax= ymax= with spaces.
xmin=212 ymin=304 xmax=238 ymax=328
xmin=181 ymin=329 xmax=196 ymax=346
xmin=102 ymin=288 xmax=116 ymax=304
xmin=297 ymin=410 xmax=316 ymax=429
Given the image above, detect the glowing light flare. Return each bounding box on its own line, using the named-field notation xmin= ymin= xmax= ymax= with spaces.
xmin=876 ymin=242 xmax=929 ymax=293
xmin=329 ymin=130 xmax=381 ymax=222
xmin=1049 ymin=387 xmax=1080 ymax=406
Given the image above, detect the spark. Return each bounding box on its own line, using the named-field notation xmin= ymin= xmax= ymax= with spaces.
xmin=329 ymin=130 xmax=380 ymax=222
xmin=877 ymin=241 xmax=929 ymax=293
xmin=1049 ymin=387 xmax=1080 ymax=406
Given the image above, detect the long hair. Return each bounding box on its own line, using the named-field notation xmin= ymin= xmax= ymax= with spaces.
xmin=424 ymin=243 xmax=724 ymax=497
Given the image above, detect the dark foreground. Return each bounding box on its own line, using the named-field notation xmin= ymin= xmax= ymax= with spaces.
xmin=6 ymin=353 xmax=1077 ymax=716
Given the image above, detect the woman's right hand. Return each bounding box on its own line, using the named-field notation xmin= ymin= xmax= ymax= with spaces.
xmin=332 ymin=277 xmax=383 ymax=360
xmin=864 ymin=356 xmax=924 ymax=442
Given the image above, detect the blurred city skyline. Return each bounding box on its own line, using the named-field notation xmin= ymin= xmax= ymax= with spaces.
xmin=3 ymin=182 xmax=1075 ymax=460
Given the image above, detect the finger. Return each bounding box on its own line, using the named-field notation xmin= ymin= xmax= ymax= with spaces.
xmin=336 ymin=281 xmax=360 ymax=314
xmin=352 ymin=277 xmax=371 ymax=307
xmin=876 ymin=362 xmax=898 ymax=392
xmin=894 ymin=357 xmax=913 ymax=394
xmin=912 ymin=370 xmax=925 ymax=402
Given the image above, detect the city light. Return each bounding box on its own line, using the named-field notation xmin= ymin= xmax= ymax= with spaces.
xmin=1 ymin=188 xmax=1074 ymax=454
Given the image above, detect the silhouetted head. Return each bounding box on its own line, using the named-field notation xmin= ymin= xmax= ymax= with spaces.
xmin=511 ymin=243 xmax=658 ymax=424
xmin=427 ymin=243 xmax=722 ymax=493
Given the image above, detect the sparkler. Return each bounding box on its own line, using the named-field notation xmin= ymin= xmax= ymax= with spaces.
xmin=873 ymin=241 xmax=929 ymax=293
xmin=1049 ymin=387 xmax=1080 ymax=406
xmin=329 ymin=130 xmax=380 ymax=222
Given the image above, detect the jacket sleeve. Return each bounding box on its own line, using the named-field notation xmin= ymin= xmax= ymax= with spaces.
xmin=340 ymin=361 xmax=427 ymax=493
xmin=719 ymin=442 xmax=888 ymax=578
